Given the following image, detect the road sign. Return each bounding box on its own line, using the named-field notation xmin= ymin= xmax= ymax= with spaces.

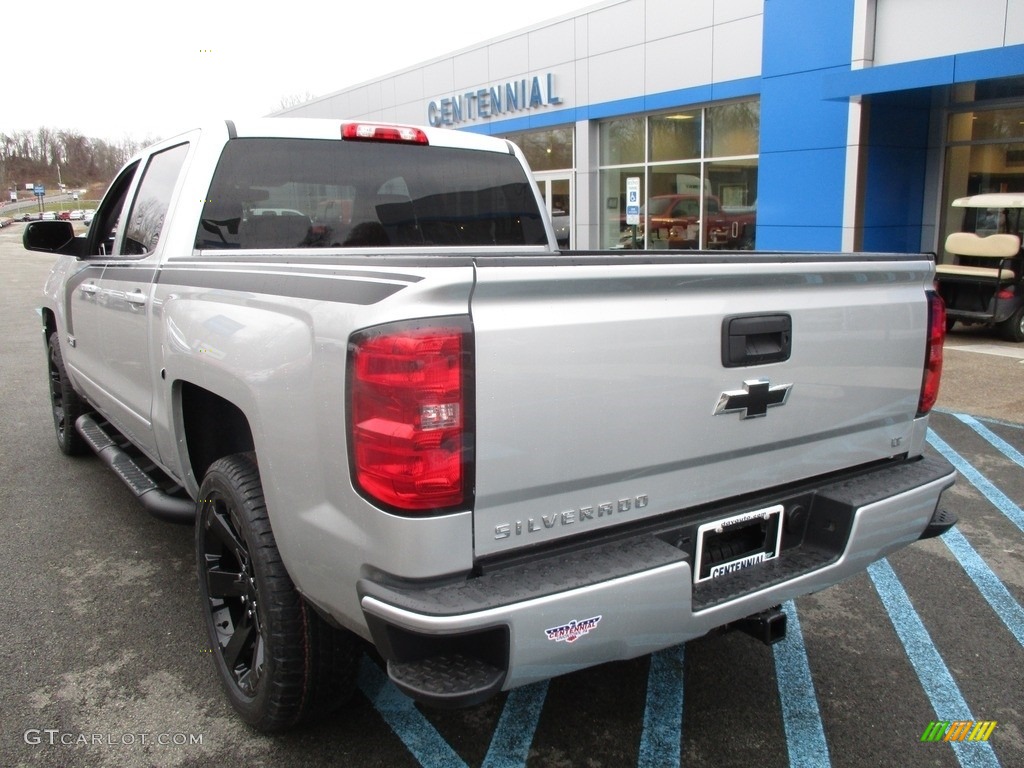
xmin=626 ymin=177 xmax=640 ymax=226
xmin=33 ymin=185 xmax=45 ymax=197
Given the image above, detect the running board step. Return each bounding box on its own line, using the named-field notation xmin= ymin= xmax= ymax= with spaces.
xmin=76 ymin=414 xmax=195 ymax=524
xmin=387 ymin=654 xmax=505 ymax=709
xmin=919 ymin=507 xmax=958 ymax=540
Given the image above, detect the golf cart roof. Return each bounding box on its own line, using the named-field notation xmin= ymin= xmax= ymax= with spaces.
xmin=953 ymin=193 xmax=1024 ymax=208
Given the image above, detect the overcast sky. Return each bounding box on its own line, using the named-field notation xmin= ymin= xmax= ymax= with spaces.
xmin=5 ymin=0 xmax=596 ymax=144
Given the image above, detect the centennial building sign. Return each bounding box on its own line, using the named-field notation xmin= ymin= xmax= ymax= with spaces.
xmin=428 ymin=73 xmax=563 ymax=127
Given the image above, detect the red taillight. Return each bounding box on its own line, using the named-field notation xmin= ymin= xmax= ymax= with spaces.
xmin=348 ymin=319 xmax=471 ymax=513
xmin=342 ymin=123 xmax=429 ymax=145
xmin=918 ymin=291 xmax=945 ymax=416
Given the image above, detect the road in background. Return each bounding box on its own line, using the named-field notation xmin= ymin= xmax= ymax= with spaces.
xmin=1 ymin=225 xmax=1021 ymax=767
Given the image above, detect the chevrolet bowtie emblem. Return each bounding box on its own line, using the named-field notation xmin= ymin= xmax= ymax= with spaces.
xmin=714 ymin=379 xmax=792 ymax=419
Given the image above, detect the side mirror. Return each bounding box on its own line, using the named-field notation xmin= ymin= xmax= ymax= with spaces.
xmin=23 ymin=220 xmax=84 ymax=256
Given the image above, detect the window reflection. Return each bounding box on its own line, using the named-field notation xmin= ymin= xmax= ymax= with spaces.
xmin=600 ymin=117 xmax=645 ymax=166
xmin=649 ymin=112 xmax=700 ymax=163
xmin=598 ymin=99 xmax=759 ymax=249
xmin=505 ymin=127 xmax=574 ymax=172
xmin=941 ymin=78 xmax=1024 ymax=246
xmin=600 ymin=166 xmax=644 ymax=249
xmin=705 ymin=101 xmax=760 ymax=157
xmin=122 ymin=143 xmax=189 ymax=256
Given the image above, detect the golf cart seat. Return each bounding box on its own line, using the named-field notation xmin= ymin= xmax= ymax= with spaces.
xmin=936 ymin=232 xmax=1021 ymax=282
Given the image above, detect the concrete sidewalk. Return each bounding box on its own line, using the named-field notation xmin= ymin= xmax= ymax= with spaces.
xmin=940 ymin=328 xmax=1024 ymax=423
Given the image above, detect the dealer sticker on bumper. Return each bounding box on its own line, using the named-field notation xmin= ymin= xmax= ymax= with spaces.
xmin=545 ymin=615 xmax=602 ymax=643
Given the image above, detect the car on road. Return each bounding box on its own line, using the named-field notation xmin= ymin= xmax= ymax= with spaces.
xmin=69 ymin=210 xmax=84 ymax=220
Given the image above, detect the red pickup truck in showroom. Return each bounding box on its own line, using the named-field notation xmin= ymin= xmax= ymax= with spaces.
xmin=621 ymin=193 xmax=756 ymax=250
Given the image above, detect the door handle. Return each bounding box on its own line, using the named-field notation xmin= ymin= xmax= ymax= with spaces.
xmin=125 ymin=290 xmax=147 ymax=306
xmin=79 ymin=283 xmax=99 ymax=295
xmin=722 ymin=314 xmax=792 ymax=368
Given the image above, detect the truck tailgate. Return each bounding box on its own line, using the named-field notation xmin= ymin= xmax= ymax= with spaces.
xmin=469 ymin=253 xmax=934 ymax=558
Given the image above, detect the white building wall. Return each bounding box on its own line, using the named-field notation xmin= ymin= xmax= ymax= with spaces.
xmin=280 ymin=0 xmax=764 ymax=130
xmin=872 ymin=0 xmax=1024 ymax=65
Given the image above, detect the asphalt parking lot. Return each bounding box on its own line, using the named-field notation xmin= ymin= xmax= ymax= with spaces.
xmin=1 ymin=224 xmax=1021 ymax=768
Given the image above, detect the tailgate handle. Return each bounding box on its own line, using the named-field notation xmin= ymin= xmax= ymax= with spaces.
xmin=722 ymin=314 xmax=792 ymax=368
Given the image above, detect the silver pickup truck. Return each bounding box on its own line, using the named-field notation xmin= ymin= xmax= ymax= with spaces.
xmin=26 ymin=119 xmax=957 ymax=732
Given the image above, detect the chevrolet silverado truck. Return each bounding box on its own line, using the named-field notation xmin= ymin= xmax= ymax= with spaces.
xmin=25 ymin=118 xmax=956 ymax=732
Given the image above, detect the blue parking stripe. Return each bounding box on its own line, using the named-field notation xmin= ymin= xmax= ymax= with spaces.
xmin=772 ymin=601 xmax=831 ymax=768
xmin=941 ymin=527 xmax=1024 ymax=648
xmin=481 ymin=681 xmax=549 ymax=768
xmin=867 ymin=559 xmax=1000 ymax=768
xmin=935 ymin=409 xmax=1024 ymax=431
xmin=357 ymin=656 xmax=468 ymax=768
xmin=954 ymin=413 xmax=1024 ymax=468
xmin=927 ymin=429 xmax=1024 ymax=535
xmin=638 ymin=645 xmax=685 ymax=768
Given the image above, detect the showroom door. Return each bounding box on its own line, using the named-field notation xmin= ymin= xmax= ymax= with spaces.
xmin=535 ymin=173 xmax=573 ymax=249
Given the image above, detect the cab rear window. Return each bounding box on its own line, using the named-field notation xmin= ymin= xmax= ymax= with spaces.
xmin=195 ymin=138 xmax=546 ymax=249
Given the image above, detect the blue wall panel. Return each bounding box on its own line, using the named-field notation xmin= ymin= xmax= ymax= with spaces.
xmin=760 ymin=69 xmax=852 ymax=153
xmin=824 ymin=44 xmax=1024 ymax=99
xmin=824 ymin=57 xmax=956 ymax=99
xmin=754 ymin=225 xmax=845 ymax=251
xmin=757 ymin=0 xmax=856 ymax=250
xmin=955 ymin=43 xmax=1024 ymax=82
xmin=762 ymin=0 xmax=856 ymax=77
xmin=861 ymin=90 xmax=931 ymax=253
xmin=757 ymin=147 xmax=847 ymax=250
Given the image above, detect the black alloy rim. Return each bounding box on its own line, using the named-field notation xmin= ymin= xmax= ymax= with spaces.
xmin=48 ymin=344 xmax=67 ymax=441
xmin=200 ymin=497 xmax=265 ymax=697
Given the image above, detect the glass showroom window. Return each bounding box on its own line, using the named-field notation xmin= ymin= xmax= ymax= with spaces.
xmin=598 ymin=118 xmax=645 ymax=247
xmin=505 ymin=126 xmax=574 ymax=173
xmin=598 ymin=99 xmax=759 ymax=249
xmin=941 ymin=77 xmax=1024 ymax=245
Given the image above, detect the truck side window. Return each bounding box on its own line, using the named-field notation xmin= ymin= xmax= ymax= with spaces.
xmin=121 ymin=143 xmax=190 ymax=256
xmin=87 ymin=161 xmax=139 ymax=257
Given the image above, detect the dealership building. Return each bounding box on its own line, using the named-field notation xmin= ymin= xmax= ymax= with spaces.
xmin=279 ymin=0 xmax=1024 ymax=253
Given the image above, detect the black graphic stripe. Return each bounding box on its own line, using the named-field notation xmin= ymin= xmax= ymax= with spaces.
xmin=157 ymin=268 xmax=406 ymax=305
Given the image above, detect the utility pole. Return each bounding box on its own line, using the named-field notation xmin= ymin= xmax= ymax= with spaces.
xmin=56 ymin=166 xmax=64 ymax=213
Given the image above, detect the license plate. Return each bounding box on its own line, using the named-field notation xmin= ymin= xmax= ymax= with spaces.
xmin=693 ymin=504 xmax=784 ymax=583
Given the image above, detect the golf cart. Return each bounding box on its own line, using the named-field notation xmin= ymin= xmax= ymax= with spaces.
xmin=935 ymin=193 xmax=1024 ymax=342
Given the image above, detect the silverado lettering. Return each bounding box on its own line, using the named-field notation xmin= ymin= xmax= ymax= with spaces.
xmin=493 ymin=495 xmax=650 ymax=539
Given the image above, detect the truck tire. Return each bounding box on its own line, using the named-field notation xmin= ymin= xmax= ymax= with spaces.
xmin=998 ymin=305 xmax=1024 ymax=342
xmin=196 ymin=453 xmax=358 ymax=731
xmin=47 ymin=332 xmax=89 ymax=455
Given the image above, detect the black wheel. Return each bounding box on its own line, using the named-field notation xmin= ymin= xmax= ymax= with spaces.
xmin=47 ymin=332 xmax=89 ymax=455
xmin=998 ymin=305 xmax=1024 ymax=342
xmin=196 ymin=453 xmax=358 ymax=731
